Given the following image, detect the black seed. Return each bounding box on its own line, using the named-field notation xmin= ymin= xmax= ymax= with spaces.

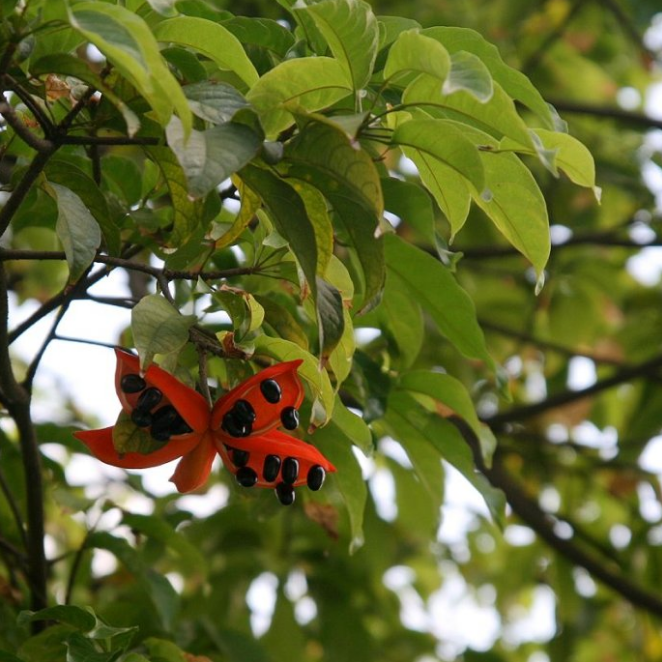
xmin=231 ymin=449 xmax=250 ymax=467
xmin=131 ymin=408 xmax=152 ymax=428
xmin=275 ymin=482 xmax=295 ymax=506
xmin=282 ymin=457 xmax=299 ymax=485
xmin=136 ymin=387 xmax=162 ymax=412
xmin=307 ymin=465 xmax=326 ymax=491
xmin=150 ymin=405 xmax=179 ymax=442
xmin=233 ymin=399 xmax=256 ymax=425
xmin=120 ymin=373 xmax=146 ymax=394
xmin=260 ymin=378 xmax=282 ymax=404
xmin=263 ymin=454 xmax=281 ymax=482
xmin=151 ymin=428 xmax=171 ymax=442
xmin=222 ymin=411 xmax=251 ymax=438
xmin=236 ymin=466 xmax=258 ymax=488
xmin=280 ymin=406 xmax=299 ymax=430
xmin=170 ymin=415 xmax=193 ymax=436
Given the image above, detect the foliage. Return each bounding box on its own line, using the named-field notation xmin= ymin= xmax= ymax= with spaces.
xmin=0 ymin=0 xmax=660 ymax=660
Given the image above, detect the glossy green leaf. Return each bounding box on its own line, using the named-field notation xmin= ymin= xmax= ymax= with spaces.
xmin=122 ymin=512 xmax=208 ymax=577
xmin=68 ymin=2 xmax=191 ymax=135
xmin=333 ymin=395 xmax=372 ymax=454
xmin=239 ymin=164 xmax=318 ymax=301
xmin=381 ymin=177 xmax=435 ymax=245
xmin=45 ymin=160 xmax=118 ymax=255
xmin=399 ymin=370 xmax=497 ymax=464
xmin=254 ymin=295 xmax=309 ymax=349
xmin=131 ymin=294 xmax=197 ymax=369
xmin=504 ymin=129 xmax=601 ymax=200
xmin=18 ymin=605 xmax=96 ymax=631
xmin=460 ymin=123 xmax=550 ymax=276
xmin=154 ymin=17 xmax=259 ymax=87
xmin=286 ymin=119 xmax=385 ymax=312
xmin=422 ymin=26 xmax=554 ymax=128
xmin=31 ymin=53 xmax=140 ymax=136
xmin=146 ymin=147 xmax=204 ymax=245
xmin=209 ymin=285 xmax=265 ymax=341
xmin=403 ymin=75 xmax=533 ymax=149
xmin=215 ymin=177 xmax=261 ymax=250
xmin=442 ymin=50 xmax=494 ymax=101
xmin=303 ymin=0 xmax=379 ymax=90
xmin=246 ymin=57 xmax=352 ymax=137
xmin=166 ymin=116 xmax=262 ymax=199
xmin=384 ymin=234 xmax=494 ymax=368
xmin=45 ymin=182 xmax=101 ymax=283
xmin=65 ymin=634 xmax=115 ymax=662
xmin=384 ymin=29 xmax=450 ymax=84
xmin=145 ymin=0 xmax=178 ymax=16
xmin=222 ymin=16 xmax=295 ymax=57
xmin=183 ymin=81 xmax=251 ymax=124
xmin=143 ymin=638 xmax=187 ymax=662
xmin=316 ymin=277 xmax=345 ymax=359
xmin=314 ymin=417 xmax=367 ymax=552
xmin=327 ymin=307 xmax=355 ymax=384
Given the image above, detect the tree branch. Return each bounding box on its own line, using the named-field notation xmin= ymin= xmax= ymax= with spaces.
xmin=0 ymin=100 xmax=54 ymax=153
xmin=485 ymin=353 xmax=662 ymax=429
xmin=458 ymin=419 xmax=662 ymax=617
xmin=548 ymin=99 xmax=662 ymax=132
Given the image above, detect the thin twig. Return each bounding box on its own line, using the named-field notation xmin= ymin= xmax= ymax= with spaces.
xmin=0 ymin=101 xmax=53 ymax=153
xmin=0 ymin=464 xmax=28 ymax=550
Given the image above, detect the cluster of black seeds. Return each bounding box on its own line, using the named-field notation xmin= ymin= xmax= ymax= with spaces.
xmin=120 ymin=374 xmax=193 ymax=442
xmin=226 ymin=445 xmax=326 ymax=505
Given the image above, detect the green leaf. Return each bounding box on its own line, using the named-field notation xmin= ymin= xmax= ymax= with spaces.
xmin=215 ymin=177 xmax=261 ymax=249
xmin=332 ymin=395 xmax=372 ymax=454
xmin=146 ymin=147 xmax=205 ymax=245
xmin=505 ymin=129 xmax=601 ymax=200
xmin=122 ymin=512 xmax=208 ymax=577
xmin=246 ymin=57 xmax=353 ymax=137
xmin=253 ymin=335 xmax=334 ymax=427
xmin=166 ymin=116 xmax=262 ymax=199
xmin=222 ymin=16 xmax=296 ymax=58
xmin=131 ymin=294 xmax=197 ymax=369
xmin=384 ymin=234 xmax=494 ymax=369
xmin=393 ymin=117 xmax=485 ymax=191
xmin=314 ymin=417 xmax=367 ymax=552
xmin=0 ymin=651 xmax=25 ymax=662
xmin=399 ymin=370 xmax=497 ymax=464
xmin=460 ymin=124 xmax=550 ymax=276
xmin=316 ymin=277 xmax=345 ymax=359
xmin=303 ymin=0 xmax=379 ymax=90
xmin=45 ymin=160 xmax=118 ymax=255
xmin=88 ymin=532 xmax=180 ymax=630
xmin=154 ymin=17 xmax=259 ymax=87
xmin=286 ymin=119 xmax=385 ymax=312
xmin=391 ymin=117 xmax=481 ymax=235
xmin=209 ymin=285 xmax=265 ymax=341
xmin=143 ymin=638 xmax=187 ymax=662
xmin=384 ymin=29 xmax=450 ymax=84
xmin=69 ymin=2 xmax=191 ymax=135
xmin=442 ymin=50 xmax=494 ymax=102
xmin=45 ymin=182 xmax=101 ymax=283
xmin=183 ymin=81 xmax=251 ymax=124
xmin=387 ymin=389 xmax=505 ymax=524
xmin=381 ymin=177 xmax=435 ymax=245
xmin=18 ymin=605 xmax=97 ymax=631
xmin=403 ymin=75 xmax=534 ymax=149
xmin=421 ymin=26 xmax=554 ymax=128
xmin=64 ymin=633 xmax=115 ymax=662
xmin=112 ymin=410 xmax=164 ymax=455
xmin=31 ymin=53 xmax=140 ymax=136
xmin=254 ymin=295 xmax=309 ymax=350
xmin=239 ymin=164 xmax=318 ymax=301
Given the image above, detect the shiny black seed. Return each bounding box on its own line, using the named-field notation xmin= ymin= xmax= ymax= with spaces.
xmin=260 ymin=378 xmax=282 ymax=404
xmin=263 ymin=454 xmax=281 ymax=483
xmin=222 ymin=411 xmax=251 ymax=438
xmin=233 ymin=399 xmax=256 ymax=425
xmin=151 ymin=428 xmax=171 ymax=442
xmin=120 ymin=373 xmax=146 ymax=394
xmin=150 ymin=406 xmax=179 ymax=442
xmin=281 ymin=457 xmax=299 ymax=485
xmin=131 ymin=408 xmax=152 ymax=428
xmin=231 ymin=449 xmax=250 ymax=467
xmin=170 ymin=416 xmax=193 ymax=436
xmin=136 ymin=387 xmax=162 ymax=412
xmin=280 ymin=406 xmax=299 ymax=430
xmin=236 ymin=466 xmax=258 ymax=488
xmin=275 ymin=482 xmax=295 ymax=506
xmin=307 ymin=465 xmax=326 ymax=491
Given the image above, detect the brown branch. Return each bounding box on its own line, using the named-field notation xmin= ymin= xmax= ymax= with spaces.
xmin=549 ymin=99 xmax=662 ymax=132
xmin=0 ymin=263 xmax=47 ymax=615
xmin=457 ymin=419 xmax=662 ymax=617
xmin=485 ymin=353 xmax=662 ymax=429
xmin=0 ymin=100 xmax=54 ymax=153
